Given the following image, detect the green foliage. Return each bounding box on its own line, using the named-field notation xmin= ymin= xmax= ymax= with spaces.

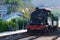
xmin=7 ymin=20 xmax=17 ymax=30
xmin=10 ymin=18 xmax=28 ymax=29
xmin=4 ymin=0 xmax=19 ymax=4
xmin=24 ymin=19 xmax=28 ymax=29
xmin=4 ymin=0 xmax=33 ymax=18
xmin=0 ymin=20 xmax=8 ymax=32
xmin=4 ymin=0 xmax=19 ymax=14
xmin=18 ymin=19 xmax=28 ymax=29
xmin=0 ymin=17 xmax=28 ymax=32
xmin=4 ymin=0 xmax=9 ymax=4
xmin=17 ymin=0 xmax=34 ymax=19
xmin=0 ymin=19 xmax=16 ymax=32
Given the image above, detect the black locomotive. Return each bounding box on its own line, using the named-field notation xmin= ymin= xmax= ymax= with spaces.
xmin=26 ymin=7 xmax=58 ymax=34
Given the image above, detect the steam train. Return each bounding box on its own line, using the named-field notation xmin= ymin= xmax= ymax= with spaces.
xmin=26 ymin=8 xmax=58 ymax=34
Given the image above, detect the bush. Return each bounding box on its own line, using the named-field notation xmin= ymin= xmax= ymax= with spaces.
xmin=0 ymin=18 xmax=28 ymax=32
xmin=7 ymin=21 xmax=17 ymax=31
xmin=18 ymin=18 xmax=28 ymax=29
xmin=0 ymin=20 xmax=8 ymax=32
xmin=11 ymin=18 xmax=28 ymax=30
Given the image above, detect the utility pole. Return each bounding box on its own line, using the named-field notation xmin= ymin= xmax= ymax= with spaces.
xmin=21 ymin=10 xmax=25 ymax=30
xmin=16 ymin=17 xmax=19 ymax=30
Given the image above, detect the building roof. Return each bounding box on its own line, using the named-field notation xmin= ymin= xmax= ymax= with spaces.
xmin=2 ymin=12 xmax=23 ymax=21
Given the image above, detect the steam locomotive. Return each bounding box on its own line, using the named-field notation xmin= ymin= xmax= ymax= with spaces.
xmin=26 ymin=7 xmax=58 ymax=34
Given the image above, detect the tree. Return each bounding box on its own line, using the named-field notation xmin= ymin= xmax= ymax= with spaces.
xmin=4 ymin=0 xmax=34 ymax=18
xmin=17 ymin=0 xmax=34 ymax=18
xmin=4 ymin=0 xmax=9 ymax=4
xmin=4 ymin=0 xmax=19 ymax=14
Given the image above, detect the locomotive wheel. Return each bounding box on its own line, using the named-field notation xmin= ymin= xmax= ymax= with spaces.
xmin=53 ymin=26 xmax=57 ymax=29
xmin=27 ymin=29 xmax=37 ymax=35
xmin=46 ymin=25 xmax=56 ymax=33
xmin=27 ymin=29 xmax=46 ymax=35
xmin=27 ymin=29 xmax=31 ymax=33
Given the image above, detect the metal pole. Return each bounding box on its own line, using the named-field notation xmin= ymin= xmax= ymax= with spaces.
xmin=22 ymin=13 xmax=24 ymax=30
xmin=16 ymin=17 xmax=19 ymax=30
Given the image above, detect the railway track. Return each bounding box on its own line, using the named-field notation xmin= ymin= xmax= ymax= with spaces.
xmin=0 ymin=29 xmax=60 ymax=40
xmin=18 ymin=29 xmax=60 ymax=40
